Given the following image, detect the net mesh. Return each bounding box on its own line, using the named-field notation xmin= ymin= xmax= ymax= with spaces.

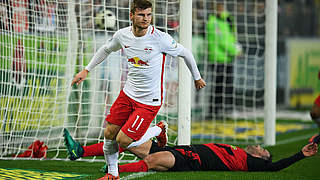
xmin=0 ymin=0 xmax=270 ymax=162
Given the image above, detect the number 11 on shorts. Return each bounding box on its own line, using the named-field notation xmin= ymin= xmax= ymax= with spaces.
xmin=131 ymin=115 xmax=144 ymax=131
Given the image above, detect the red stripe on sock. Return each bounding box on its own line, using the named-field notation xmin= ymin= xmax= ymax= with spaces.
xmin=119 ymin=160 xmax=148 ymax=172
xmin=82 ymin=142 xmax=104 ymax=157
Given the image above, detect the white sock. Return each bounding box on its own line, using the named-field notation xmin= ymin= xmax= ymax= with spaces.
xmin=103 ymin=138 xmax=119 ymax=177
xmin=127 ymin=126 xmax=161 ymax=149
xmin=107 ymin=152 xmax=119 ymax=177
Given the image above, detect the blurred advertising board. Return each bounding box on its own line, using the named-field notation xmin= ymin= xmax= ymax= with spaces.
xmin=286 ymin=38 xmax=320 ymax=107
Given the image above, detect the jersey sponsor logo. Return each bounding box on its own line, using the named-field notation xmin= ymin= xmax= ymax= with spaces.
xmin=128 ymin=57 xmax=149 ymax=67
xmin=230 ymin=145 xmax=237 ymax=150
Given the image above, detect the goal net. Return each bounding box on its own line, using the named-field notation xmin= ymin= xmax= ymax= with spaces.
xmin=0 ymin=0 xmax=181 ymax=161
xmin=0 ymin=0 xmax=281 ymax=162
xmin=191 ymin=0 xmax=268 ymax=145
xmin=0 ymin=0 xmax=77 ymax=159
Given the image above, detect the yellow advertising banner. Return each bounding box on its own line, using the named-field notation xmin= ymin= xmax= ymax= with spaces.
xmin=287 ymin=39 xmax=320 ymax=107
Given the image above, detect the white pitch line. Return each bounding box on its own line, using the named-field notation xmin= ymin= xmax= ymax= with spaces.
xmin=121 ymin=172 xmax=156 ymax=180
xmin=275 ymin=133 xmax=316 ymax=145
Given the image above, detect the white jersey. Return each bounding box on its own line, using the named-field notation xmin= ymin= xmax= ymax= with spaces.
xmin=114 ymin=26 xmax=183 ymax=106
xmin=86 ymin=25 xmax=201 ymax=106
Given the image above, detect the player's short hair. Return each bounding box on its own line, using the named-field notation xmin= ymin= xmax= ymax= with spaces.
xmin=262 ymin=153 xmax=272 ymax=163
xmin=130 ymin=0 xmax=153 ymax=14
xmin=260 ymin=148 xmax=272 ymax=163
xmin=245 ymin=145 xmax=272 ymax=163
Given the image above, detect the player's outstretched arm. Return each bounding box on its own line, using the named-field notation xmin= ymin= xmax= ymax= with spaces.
xmin=71 ymin=36 xmax=121 ymax=87
xmin=301 ymin=143 xmax=318 ymax=157
xmin=258 ymin=142 xmax=318 ymax=171
xmin=195 ymin=78 xmax=206 ymax=90
xmin=71 ymin=69 xmax=89 ymax=86
xmin=177 ymin=47 xmax=206 ymax=90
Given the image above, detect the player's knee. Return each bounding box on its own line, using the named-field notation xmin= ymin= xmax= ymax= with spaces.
xmin=116 ymin=133 xmax=133 ymax=149
xmin=116 ymin=139 xmax=131 ymax=149
xmin=104 ymin=128 xmax=116 ymax=140
xmin=143 ymin=155 xmax=157 ymax=169
xmin=104 ymin=123 xmax=121 ymax=140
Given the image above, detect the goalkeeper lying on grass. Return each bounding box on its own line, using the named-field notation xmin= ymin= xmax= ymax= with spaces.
xmin=123 ymin=140 xmax=318 ymax=172
xmin=64 ymin=128 xmax=319 ymax=173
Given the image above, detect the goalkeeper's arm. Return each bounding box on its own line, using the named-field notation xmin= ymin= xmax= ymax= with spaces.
xmin=266 ymin=143 xmax=317 ymax=171
xmin=248 ymin=143 xmax=318 ymax=172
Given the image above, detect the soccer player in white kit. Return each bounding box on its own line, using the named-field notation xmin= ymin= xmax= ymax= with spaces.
xmin=71 ymin=0 xmax=206 ymax=179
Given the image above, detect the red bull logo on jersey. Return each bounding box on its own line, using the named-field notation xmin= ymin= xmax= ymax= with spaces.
xmin=128 ymin=57 xmax=149 ymax=67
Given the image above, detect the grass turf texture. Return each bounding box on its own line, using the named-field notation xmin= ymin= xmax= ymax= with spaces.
xmin=1 ymin=127 xmax=319 ymax=180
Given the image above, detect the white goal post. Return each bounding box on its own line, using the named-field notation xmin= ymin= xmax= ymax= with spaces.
xmin=0 ymin=0 xmax=277 ymax=161
xmin=264 ymin=0 xmax=277 ymax=146
xmin=178 ymin=0 xmax=192 ymax=145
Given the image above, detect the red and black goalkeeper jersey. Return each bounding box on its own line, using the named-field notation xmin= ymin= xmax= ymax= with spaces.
xmin=203 ymin=143 xmax=248 ymax=171
xmin=149 ymin=141 xmax=306 ymax=172
xmin=164 ymin=143 xmax=248 ymax=171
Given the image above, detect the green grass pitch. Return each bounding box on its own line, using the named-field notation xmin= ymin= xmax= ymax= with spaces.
xmin=1 ymin=127 xmax=319 ymax=180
